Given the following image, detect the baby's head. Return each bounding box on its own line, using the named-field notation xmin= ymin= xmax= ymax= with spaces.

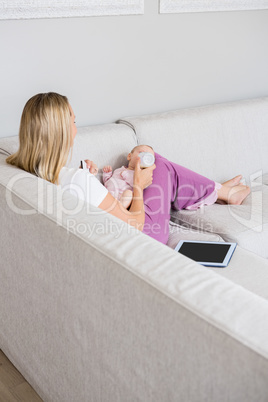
xmin=127 ymin=145 xmax=155 ymax=169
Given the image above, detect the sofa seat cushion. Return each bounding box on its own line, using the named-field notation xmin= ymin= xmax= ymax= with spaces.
xmin=170 ymin=185 xmax=268 ymax=259
xmin=167 ymin=221 xmax=223 ymax=249
xmin=167 ymin=223 xmax=268 ymax=300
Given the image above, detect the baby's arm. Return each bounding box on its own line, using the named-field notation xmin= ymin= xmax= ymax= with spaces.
xmin=102 ymin=165 xmax=118 ymax=198
xmin=102 ymin=165 xmax=113 ymax=185
xmin=120 ymin=170 xmax=134 ymax=188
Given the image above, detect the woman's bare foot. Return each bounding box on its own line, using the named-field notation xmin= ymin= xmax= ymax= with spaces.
xmin=217 ymin=176 xmax=250 ymax=205
xmin=227 ymin=185 xmax=251 ymax=205
xmin=222 ymin=175 xmax=242 ymax=187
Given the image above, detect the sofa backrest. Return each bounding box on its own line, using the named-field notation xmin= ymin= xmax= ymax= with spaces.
xmin=118 ymin=97 xmax=268 ymax=183
xmin=2 ymin=98 xmax=267 ymax=185
xmin=69 ymin=123 xmax=137 ymax=174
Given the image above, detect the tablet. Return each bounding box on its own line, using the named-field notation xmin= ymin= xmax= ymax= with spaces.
xmin=174 ymin=240 xmax=237 ymax=267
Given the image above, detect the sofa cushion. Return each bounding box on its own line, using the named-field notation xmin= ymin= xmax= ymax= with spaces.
xmin=167 ymin=222 xmax=268 ymax=300
xmin=0 ymin=135 xmax=19 ymax=156
xmin=254 ymin=173 xmax=268 ymax=186
xmin=69 ymin=124 xmax=137 ymax=180
xmin=118 ymin=97 xmax=268 ymax=184
xmin=167 ymin=221 xmax=223 ymax=249
xmin=170 ymin=184 xmax=268 ymax=259
xmin=263 ymin=174 xmax=268 ymax=185
xmin=207 ymin=246 xmax=268 ymax=300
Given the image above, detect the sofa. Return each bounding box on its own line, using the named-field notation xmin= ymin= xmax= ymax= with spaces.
xmin=1 ymin=97 xmax=268 ymax=402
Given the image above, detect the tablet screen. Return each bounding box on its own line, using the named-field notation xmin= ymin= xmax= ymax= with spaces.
xmin=174 ymin=241 xmax=237 ymax=267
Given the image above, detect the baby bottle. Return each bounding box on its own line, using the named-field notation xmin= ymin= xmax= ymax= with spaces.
xmin=139 ymin=152 xmax=155 ymax=168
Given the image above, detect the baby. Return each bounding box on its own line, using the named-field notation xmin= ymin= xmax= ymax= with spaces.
xmin=102 ymin=145 xmax=155 ymax=208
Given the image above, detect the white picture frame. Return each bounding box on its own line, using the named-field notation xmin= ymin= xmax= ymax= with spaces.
xmin=0 ymin=0 xmax=144 ymax=20
xmin=160 ymin=0 xmax=268 ymax=13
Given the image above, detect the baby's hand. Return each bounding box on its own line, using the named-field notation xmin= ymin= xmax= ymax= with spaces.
xmin=103 ymin=165 xmax=112 ymax=173
xmin=85 ymin=159 xmax=98 ymax=175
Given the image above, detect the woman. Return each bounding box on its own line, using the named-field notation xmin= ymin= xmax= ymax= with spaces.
xmin=7 ymin=92 xmax=250 ymax=244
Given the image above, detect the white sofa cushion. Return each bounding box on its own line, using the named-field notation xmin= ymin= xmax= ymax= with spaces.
xmin=0 ymin=135 xmax=19 ymax=156
xmin=119 ymin=97 xmax=268 ymax=184
xmin=254 ymin=173 xmax=268 ymax=186
xmin=167 ymin=221 xmax=223 ymax=249
xmin=69 ymin=123 xmax=138 ymax=176
xmin=207 ymin=246 xmax=268 ymax=300
xmin=171 ymin=184 xmax=268 ymax=259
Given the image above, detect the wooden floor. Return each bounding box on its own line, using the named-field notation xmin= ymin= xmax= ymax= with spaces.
xmin=0 ymin=350 xmax=43 ymax=402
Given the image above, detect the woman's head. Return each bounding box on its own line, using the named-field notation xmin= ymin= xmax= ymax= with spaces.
xmin=6 ymin=92 xmax=76 ymax=184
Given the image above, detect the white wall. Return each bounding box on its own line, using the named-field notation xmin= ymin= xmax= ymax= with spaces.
xmin=0 ymin=0 xmax=268 ymax=137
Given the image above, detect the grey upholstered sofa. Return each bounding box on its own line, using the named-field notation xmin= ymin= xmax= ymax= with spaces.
xmin=1 ymin=97 xmax=268 ymax=402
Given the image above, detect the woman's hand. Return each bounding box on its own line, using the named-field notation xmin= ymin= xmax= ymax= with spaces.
xmin=98 ymin=158 xmax=154 ymax=232
xmin=85 ymin=159 xmax=99 ymax=175
xmin=133 ymin=158 xmax=155 ymax=191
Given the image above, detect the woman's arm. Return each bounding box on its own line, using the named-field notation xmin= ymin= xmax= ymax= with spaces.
xmin=98 ymin=160 xmax=155 ymax=231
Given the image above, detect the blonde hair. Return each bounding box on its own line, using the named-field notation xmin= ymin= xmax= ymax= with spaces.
xmin=6 ymin=92 xmax=72 ymax=184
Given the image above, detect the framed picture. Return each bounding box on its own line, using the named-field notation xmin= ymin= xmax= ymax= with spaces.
xmin=160 ymin=0 xmax=268 ymax=13
xmin=0 ymin=0 xmax=144 ymax=20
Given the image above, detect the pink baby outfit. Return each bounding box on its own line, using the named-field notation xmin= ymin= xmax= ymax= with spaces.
xmin=103 ymin=166 xmax=134 ymax=200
